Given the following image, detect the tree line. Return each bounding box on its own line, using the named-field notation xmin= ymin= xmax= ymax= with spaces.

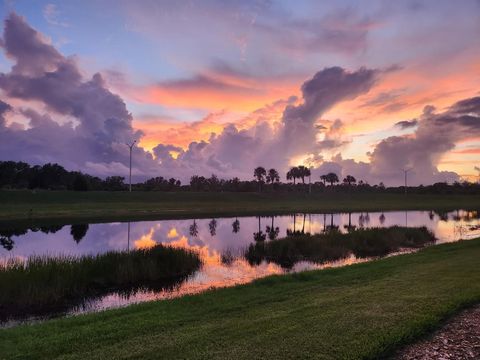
xmin=0 ymin=160 xmax=479 ymax=194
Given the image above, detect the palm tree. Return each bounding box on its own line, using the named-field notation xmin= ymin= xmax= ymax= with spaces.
xmin=286 ymin=167 xmax=301 ymax=184
xmin=343 ymin=175 xmax=356 ymax=186
xmin=324 ymin=172 xmax=339 ymax=186
xmin=253 ymin=166 xmax=267 ymax=192
xmin=266 ymin=168 xmax=280 ymax=185
xmin=297 ymin=166 xmax=311 ymax=184
xmin=320 ymin=174 xmax=328 ymax=185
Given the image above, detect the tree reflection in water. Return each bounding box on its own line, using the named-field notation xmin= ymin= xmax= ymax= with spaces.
xmin=232 ymin=218 xmax=240 ymax=234
xmin=70 ymin=224 xmax=89 ymax=244
xmin=189 ymin=220 xmax=199 ymax=237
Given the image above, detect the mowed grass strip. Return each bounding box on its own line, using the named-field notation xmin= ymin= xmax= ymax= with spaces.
xmin=1 ymin=190 xmax=479 ymax=224
xmin=1 ymin=238 xmax=480 ymax=359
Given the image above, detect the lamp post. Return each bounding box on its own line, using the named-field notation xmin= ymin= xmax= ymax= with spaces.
xmin=403 ymin=168 xmax=411 ymax=195
xmin=126 ymin=140 xmax=136 ymax=192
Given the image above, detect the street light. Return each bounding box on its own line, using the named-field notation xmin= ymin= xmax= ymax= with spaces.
xmin=126 ymin=140 xmax=136 ymax=192
xmin=402 ymin=168 xmax=412 ymax=195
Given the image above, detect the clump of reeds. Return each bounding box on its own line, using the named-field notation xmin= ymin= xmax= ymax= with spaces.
xmin=0 ymin=245 xmax=201 ymax=319
xmin=245 ymin=226 xmax=435 ymax=269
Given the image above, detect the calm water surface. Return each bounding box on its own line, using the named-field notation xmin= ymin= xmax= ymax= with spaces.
xmin=1 ymin=210 xmax=479 ymax=324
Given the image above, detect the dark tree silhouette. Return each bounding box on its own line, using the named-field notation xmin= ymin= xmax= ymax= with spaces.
xmin=323 ymin=172 xmax=339 ymax=186
xmin=286 ymin=167 xmax=301 ymax=184
xmin=320 ymin=174 xmax=327 ymax=185
xmin=104 ymin=176 xmax=126 ymax=191
xmin=253 ymin=167 xmax=267 ymax=192
xmin=343 ymin=175 xmax=356 ymax=186
xmin=73 ymin=174 xmax=89 ymax=191
xmin=70 ymin=224 xmax=89 ymax=243
xmin=266 ymin=168 xmax=280 ymax=185
xmin=297 ymin=166 xmax=311 ymax=184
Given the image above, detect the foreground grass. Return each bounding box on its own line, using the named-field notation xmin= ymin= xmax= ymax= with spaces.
xmin=1 ymin=238 xmax=480 ymax=359
xmin=1 ymin=190 xmax=478 ymax=225
xmin=245 ymin=226 xmax=435 ymax=268
xmin=0 ymin=245 xmax=201 ymax=319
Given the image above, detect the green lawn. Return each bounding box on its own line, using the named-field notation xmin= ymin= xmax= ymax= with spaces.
xmin=2 ymin=238 xmax=480 ymax=359
xmin=1 ymin=190 xmax=478 ymax=225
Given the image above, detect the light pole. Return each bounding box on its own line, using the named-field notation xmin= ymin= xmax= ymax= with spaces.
xmin=126 ymin=140 xmax=136 ymax=192
xmin=402 ymin=168 xmax=411 ymax=195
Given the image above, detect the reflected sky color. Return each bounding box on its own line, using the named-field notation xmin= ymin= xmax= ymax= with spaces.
xmin=1 ymin=210 xmax=479 ymax=320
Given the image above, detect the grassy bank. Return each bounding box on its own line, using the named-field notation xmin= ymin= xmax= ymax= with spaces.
xmin=1 ymin=238 xmax=480 ymax=359
xmin=1 ymin=190 xmax=479 ymax=225
xmin=0 ymin=245 xmax=201 ymax=320
xmin=245 ymin=226 xmax=435 ymax=268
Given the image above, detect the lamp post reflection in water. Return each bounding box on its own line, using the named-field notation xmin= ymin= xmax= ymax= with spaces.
xmin=127 ymin=222 xmax=131 ymax=251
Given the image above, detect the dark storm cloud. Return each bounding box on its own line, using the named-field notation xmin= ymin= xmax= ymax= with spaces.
xmin=395 ymin=119 xmax=418 ymax=129
xmin=0 ymin=13 xmax=156 ymax=177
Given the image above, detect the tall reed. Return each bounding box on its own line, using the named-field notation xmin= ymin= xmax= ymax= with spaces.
xmin=0 ymin=245 xmax=201 ymax=319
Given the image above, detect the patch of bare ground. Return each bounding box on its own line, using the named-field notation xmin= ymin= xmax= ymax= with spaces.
xmin=396 ymin=305 xmax=480 ymax=359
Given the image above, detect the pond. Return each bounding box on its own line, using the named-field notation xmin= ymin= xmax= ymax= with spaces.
xmin=1 ymin=210 xmax=479 ymax=325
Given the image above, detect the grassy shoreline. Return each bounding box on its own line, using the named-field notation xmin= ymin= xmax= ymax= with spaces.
xmin=1 ymin=190 xmax=478 ymax=226
xmin=0 ymin=245 xmax=201 ymax=321
xmin=1 ymin=238 xmax=480 ymax=359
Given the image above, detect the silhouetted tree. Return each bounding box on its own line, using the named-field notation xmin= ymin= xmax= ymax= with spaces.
xmin=253 ymin=167 xmax=267 ymax=192
xmin=343 ymin=175 xmax=356 ymax=186
xmin=286 ymin=167 xmax=300 ymax=184
xmin=323 ymin=172 xmax=339 ymax=186
xmin=266 ymin=168 xmax=280 ymax=185
xmin=297 ymin=166 xmax=311 ymax=184
xmin=104 ymin=176 xmax=126 ymax=191
xmin=73 ymin=173 xmax=89 ymax=191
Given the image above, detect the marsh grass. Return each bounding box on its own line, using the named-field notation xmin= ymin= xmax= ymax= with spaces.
xmin=0 ymin=245 xmax=201 ymax=319
xmin=245 ymin=226 xmax=435 ymax=268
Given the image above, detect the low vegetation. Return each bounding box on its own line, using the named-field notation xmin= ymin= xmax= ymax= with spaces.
xmin=0 ymin=245 xmax=201 ymax=320
xmin=245 ymin=226 xmax=436 ymax=268
xmin=1 ymin=238 xmax=480 ymax=359
xmin=1 ymin=190 xmax=479 ymax=225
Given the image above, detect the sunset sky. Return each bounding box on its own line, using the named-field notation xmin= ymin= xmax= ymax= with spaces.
xmin=0 ymin=0 xmax=479 ymax=185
